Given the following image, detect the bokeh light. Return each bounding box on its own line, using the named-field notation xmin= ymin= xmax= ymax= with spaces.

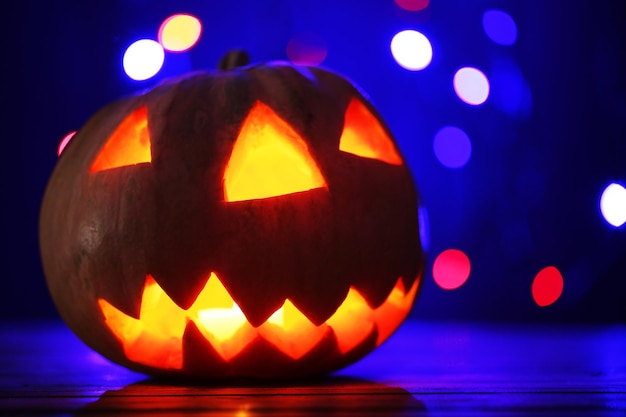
xmin=123 ymin=39 xmax=165 ymax=81
xmin=394 ymin=0 xmax=429 ymax=12
xmin=433 ymin=249 xmax=471 ymax=290
xmin=433 ymin=126 xmax=472 ymax=169
xmin=158 ymin=14 xmax=202 ymax=52
xmin=286 ymin=32 xmax=328 ymax=66
xmin=57 ymin=131 xmax=76 ymax=156
xmin=418 ymin=205 xmax=430 ymax=252
xmin=490 ymin=59 xmax=533 ymax=118
xmin=454 ymin=67 xmax=490 ymax=105
xmin=390 ymin=30 xmax=433 ymax=71
xmin=482 ymin=9 xmax=517 ymax=46
xmin=600 ymin=182 xmax=626 ymax=227
xmin=532 ymin=266 xmax=564 ymax=307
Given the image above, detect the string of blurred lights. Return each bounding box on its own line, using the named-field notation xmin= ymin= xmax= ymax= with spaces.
xmin=57 ymin=2 xmax=625 ymax=314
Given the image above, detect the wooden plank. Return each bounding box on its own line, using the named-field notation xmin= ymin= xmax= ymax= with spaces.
xmin=1 ymin=320 xmax=625 ymax=415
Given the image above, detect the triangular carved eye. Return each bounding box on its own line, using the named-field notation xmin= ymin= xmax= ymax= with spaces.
xmin=90 ymin=106 xmax=151 ymax=173
xmin=223 ymin=101 xmax=327 ymax=202
xmin=339 ymin=98 xmax=402 ymax=165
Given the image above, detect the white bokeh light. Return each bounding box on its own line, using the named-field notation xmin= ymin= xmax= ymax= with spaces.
xmin=453 ymin=67 xmax=490 ymax=105
xmin=123 ymin=39 xmax=165 ymax=81
xmin=600 ymin=182 xmax=626 ymax=227
xmin=390 ymin=30 xmax=433 ymax=71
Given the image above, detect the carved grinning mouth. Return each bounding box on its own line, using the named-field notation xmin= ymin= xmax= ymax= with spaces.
xmin=98 ymin=271 xmax=418 ymax=371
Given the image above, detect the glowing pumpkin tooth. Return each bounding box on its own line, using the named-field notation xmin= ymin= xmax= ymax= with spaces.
xmin=98 ymin=298 xmax=143 ymax=346
xmin=125 ymin=332 xmax=183 ymax=370
xmin=326 ymin=287 xmax=374 ymax=354
xmin=372 ymin=277 xmax=420 ymax=345
xmin=196 ymin=322 xmax=257 ymax=362
xmin=139 ymin=275 xmax=187 ymax=338
xmin=187 ymin=273 xmax=251 ymax=351
xmin=98 ymin=297 xmax=183 ymax=370
xmin=267 ymin=306 xmax=285 ymax=327
xmin=258 ymin=299 xmax=326 ymax=360
xmin=196 ymin=304 xmax=248 ymax=342
xmin=188 ymin=272 xmax=236 ymax=310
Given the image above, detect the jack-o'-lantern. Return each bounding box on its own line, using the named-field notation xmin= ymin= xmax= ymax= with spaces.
xmin=39 ymin=52 xmax=425 ymax=379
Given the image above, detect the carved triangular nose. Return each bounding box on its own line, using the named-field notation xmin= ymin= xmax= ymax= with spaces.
xmin=223 ymin=100 xmax=327 ymax=202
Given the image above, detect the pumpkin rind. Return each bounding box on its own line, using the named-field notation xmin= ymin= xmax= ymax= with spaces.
xmin=39 ymin=60 xmax=425 ymax=379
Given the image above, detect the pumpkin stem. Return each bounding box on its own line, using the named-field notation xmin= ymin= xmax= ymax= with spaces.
xmin=218 ymin=50 xmax=251 ymax=70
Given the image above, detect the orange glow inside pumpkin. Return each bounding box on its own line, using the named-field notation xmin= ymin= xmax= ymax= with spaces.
xmin=90 ymin=106 xmax=151 ymax=173
xmin=223 ymin=101 xmax=327 ymax=202
xmin=339 ymin=98 xmax=402 ymax=165
xmin=98 ymin=272 xmax=418 ymax=370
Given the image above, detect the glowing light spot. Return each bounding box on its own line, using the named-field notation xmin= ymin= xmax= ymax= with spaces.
xmin=286 ymin=32 xmax=327 ymax=66
xmin=483 ymin=9 xmax=517 ymax=46
xmin=418 ymin=204 xmax=430 ymax=252
xmin=490 ymin=59 xmax=533 ymax=117
xmin=158 ymin=14 xmax=202 ymax=52
xmin=394 ymin=0 xmax=429 ymax=12
xmin=433 ymin=126 xmax=471 ymax=169
xmin=454 ymin=67 xmax=490 ymax=105
xmin=123 ymin=39 xmax=165 ymax=81
xmin=600 ymin=182 xmax=626 ymax=227
xmin=57 ymin=131 xmax=76 ymax=156
xmin=532 ymin=266 xmax=564 ymax=307
xmin=390 ymin=30 xmax=433 ymax=71
xmin=433 ymin=249 xmax=470 ymax=290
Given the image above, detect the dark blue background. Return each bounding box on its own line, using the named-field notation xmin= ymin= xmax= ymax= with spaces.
xmin=3 ymin=0 xmax=625 ymax=322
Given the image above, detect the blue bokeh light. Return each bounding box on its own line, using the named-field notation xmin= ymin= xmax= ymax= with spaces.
xmin=482 ymin=9 xmax=517 ymax=46
xmin=433 ymin=126 xmax=472 ymax=169
xmin=490 ymin=59 xmax=533 ymax=118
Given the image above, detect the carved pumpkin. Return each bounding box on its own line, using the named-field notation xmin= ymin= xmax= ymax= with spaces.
xmin=39 ymin=53 xmax=425 ymax=379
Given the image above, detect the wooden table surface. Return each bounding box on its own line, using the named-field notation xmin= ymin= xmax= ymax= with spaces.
xmin=1 ymin=319 xmax=625 ymax=416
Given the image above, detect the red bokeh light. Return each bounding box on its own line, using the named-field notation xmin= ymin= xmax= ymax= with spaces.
xmin=532 ymin=266 xmax=563 ymax=307
xmin=286 ymin=32 xmax=327 ymax=66
xmin=394 ymin=0 xmax=429 ymax=12
xmin=432 ymin=249 xmax=471 ymax=290
xmin=57 ymin=131 xmax=77 ymax=156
